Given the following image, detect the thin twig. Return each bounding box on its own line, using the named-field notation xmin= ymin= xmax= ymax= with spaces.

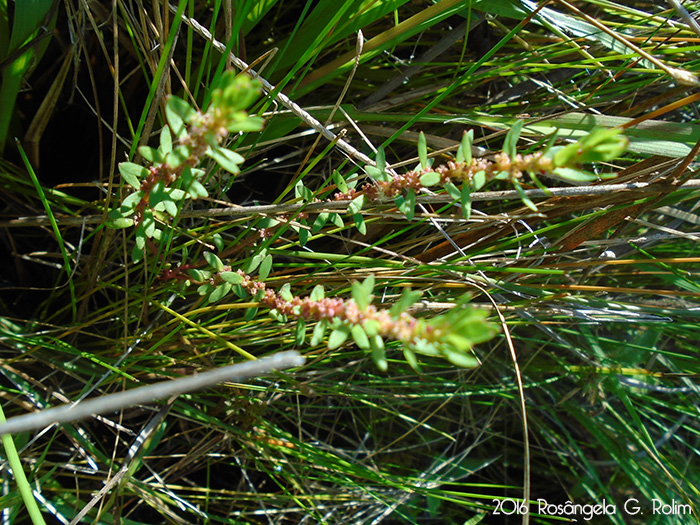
xmin=168 ymin=3 xmax=376 ymax=168
xmin=0 ymin=351 xmax=305 ymax=437
xmin=4 ymin=179 xmax=699 ymax=228
xmin=467 ymin=280 xmax=531 ymax=525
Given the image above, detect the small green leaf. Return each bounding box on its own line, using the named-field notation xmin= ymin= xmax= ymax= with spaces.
xmin=294 ymin=180 xmax=313 ymax=201
xmin=245 ymin=306 xmax=258 ymax=321
xmin=149 ymin=181 xmax=167 ymax=206
xmin=132 ymin=244 xmax=145 ymax=263
xmin=186 ymin=180 xmax=208 ymax=200
xmin=142 ymin=211 xmax=156 ymax=238
xmin=461 ymin=184 xmax=472 ymax=221
xmin=352 ymin=274 xmax=374 ymax=311
xmin=328 ymin=326 xmax=350 ymax=349
xmin=333 ymin=170 xmax=348 ymax=193
xmin=257 ymin=217 xmax=279 ymax=229
xmin=454 ymin=308 xmax=498 ymax=345
xmin=444 ymin=333 xmax=473 ymax=351
xmin=310 ymin=285 xmax=325 ymax=301
xmin=258 ymin=254 xmax=273 ymax=280
xmin=553 ymin=128 xmax=627 ymax=167
xmin=119 ymin=162 xmax=147 ymax=189
xmin=552 ymin=167 xmax=606 ymax=183
xmin=352 ymin=283 xmax=368 ymax=311
xmin=363 ymin=319 xmax=380 ymax=337
xmin=269 ymin=309 xmax=286 ymax=322
xmin=365 ymin=165 xmax=381 ymax=178
xmin=207 ymin=145 xmax=245 ymax=174
xmin=298 ymin=228 xmax=309 ymax=246
xmin=371 ymin=147 xmax=391 ymax=182
xmin=352 ymin=213 xmax=366 ymax=235
xmin=138 ymin=146 xmax=161 ymax=164
xmin=405 ymin=189 xmax=416 ymax=220
xmin=312 ymin=213 xmax=329 ymax=233
xmin=348 ymin=195 xmax=365 ymax=215
xmin=419 ymin=172 xmax=441 ymax=187
xmin=295 ymin=319 xmax=306 ymax=346
xmin=351 ymin=324 xmax=370 ymax=350
xmin=444 ymin=182 xmax=461 ymax=200
xmin=203 ymin=251 xmax=225 ymax=272
xmin=226 ymin=115 xmax=265 ymax=133
xmin=403 ymin=347 xmax=420 ymax=371
xmin=279 ymin=283 xmax=294 ymax=302
xmin=159 ymin=126 xmax=172 ymax=155
xmin=311 ymin=319 xmax=328 ymax=346
xmin=456 ymin=145 xmax=464 ymax=164
xmin=396 ymin=189 xmax=416 ymax=221
xmin=213 ymin=72 xmax=261 ymax=110
xmin=410 ymin=338 xmax=440 ymax=356
xmin=208 ymin=282 xmax=232 ymax=303
xmin=457 ymin=129 xmax=473 ymax=164
xmin=442 ymin=348 xmax=480 ymax=368
xmin=370 ymin=335 xmax=388 ymax=372
xmin=135 ymin=225 xmax=146 ymax=249
xmin=376 ymin=146 xmax=386 ymax=174
xmin=503 ymin=120 xmax=524 ymax=160
xmin=345 ymin=174 xmax=359 ymax=190
xmin=197 ymin=283 xmax=214 ymax=296
xmin=390 ymin=288 xmax=422 ymax=318
xmin=212 ymin=233 xmax=224 ymax=251
xmin=166 ymin=95 xmax=196 ymax=137
xmin=418 ymin=131 xmax=428 ymax=169
xmin=329 ymin=213 xmax=344 ymax=228
xmin=106 ymin=217 xmax=134 ymax=228
xmin=165 ymin=146 xmax=190 ymax=169
xmin=189 ymin=269 xmax=210 ymax=282
xmin=221 ymin=271 xmax=243 ymax=284
xmin=513 ymin=179 xmax=537 ymax=212
xmin=179 ymin=165 xmax=194 ymax=187
xmin=471 ymin=170 xmax=486 ymax=191
xmin=247 ymin=249 xmax=267 ymax=273
xmin=168 ymin=188 xmax=186 ymax=200
xmin=154 ymin=199 xmax=177 ymax=217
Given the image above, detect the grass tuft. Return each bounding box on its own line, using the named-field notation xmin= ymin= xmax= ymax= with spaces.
xmin=1 ymin=1 xmax=700 ymax=523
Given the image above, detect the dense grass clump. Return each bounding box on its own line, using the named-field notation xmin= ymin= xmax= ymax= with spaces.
xmin=1 ymin=1 xmax=699 ymax=523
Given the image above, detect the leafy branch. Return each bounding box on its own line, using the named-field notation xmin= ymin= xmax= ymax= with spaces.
xmin=186 ymin=256 xmax=498 ymax=371
xmin=107 ymin=70 xmax=628 ymax=372
xmin=333 ymin=124 xmax=628 ymax=218
xmin=107 ymin=71 xmax=264 ymax=262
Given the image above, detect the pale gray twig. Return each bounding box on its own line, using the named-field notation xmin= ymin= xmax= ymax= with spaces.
xmin=0 ymin=351 xmax=305 ymax=436
xmin=667 ymin=0 xmax=700 ymax=38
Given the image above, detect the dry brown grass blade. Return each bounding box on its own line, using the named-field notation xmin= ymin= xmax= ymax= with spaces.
xmin=557 ymin=136 xmax=700 ymax=252
xmin=414 ymin=185 xmax=658 ymax=262
xmin=620 ymin=92 xmax=700 ymax=130
xmin=413 ymin=150 xmax=694 ymax=262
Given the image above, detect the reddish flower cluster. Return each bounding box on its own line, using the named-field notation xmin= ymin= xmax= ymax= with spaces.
xmin=181 ymin=112 xmax=228 ymax=163
xmin=132 ymin=109 xmax=232 ymax=225
xmin=233 ymin=270 xmax=438 ymax=346
xmin=333 ymin=151 xmax=553 ymax=202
